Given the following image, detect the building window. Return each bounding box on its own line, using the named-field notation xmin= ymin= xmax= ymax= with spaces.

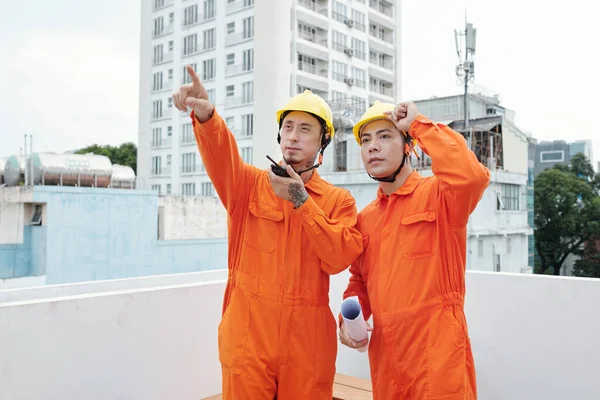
xmin=167 ymin=98 xmax=173 ymax=108
xmin=227 ymin=22 xmax=235 ymax=34
xmin=153 ymin=44 xmax=164 ymax=64
xmin=242 ymin=114 xmax=254 ymax=136
xmin=181 ymin=183 xmax=196 ymax=196
xmin=184 ymin=5 xmax=198 ymax=26
xmin=152 ymin=128 xmax=162 ymax=147
xmin=225 ymin=117 xmax=234 ymax=128
xmin=153 ymin=72 xmax=163 ymax=91
xmin=181 ymin=123 xmax=194 ymax=144
xmin=183 ymin=34 xmax=198 ymax=56
xmin=204 ymin=0 xmax=216 ymax=19
xmin=152 ymin=100 xmax=163 ymax=119
xmin=203 ymin=59 xmax=216 ymax=80
xmin=351 ymin=67 xmax=366 ymax=88
xmin=332 ymin=30 xmax=347 ymax=52
xmin=151 ymin=184 xmax=161 ymax=194
xmin=168 ymin=40 xmax=174 ymax=52
xmin=153 ymin=16 xmax=164 ymax=37
xmin=201 ymin=182 xmax=215 ymax=196
xmin=166 ymin=154 xmax=172 ymax=166
xmin=332 ymin=1 xmax=348 ymax=22
xmin=242 ymin=81 xmax=253 ymax=103
xmin=203 ymin=28 xmax=216 ymax=50
xmin=166 ymin=184 xmax=172 ymax=194
xmin=351 ymin=9 xmax=366 ymax=31
xmin=540 ymin=150 xmax=565 ymax=163
xmin=207 ymin=89 xmax=215 ymax=104
xmin=242 ymin=17 xmax=254 ymax=39
xmin=181 ymin=152 xmax=197 ymax=173
xmin=151 ymin=156 xmax=162 ymax=175
xmin=168 ymin=68 xmax=173 ymax=80
xmin=477 ymin=239 xmax=483 ymax=258
xmin=498 ymin=184 xmax=520 ymax=211
xmin=226 ymin=53 xmax=235 ymax=65
xmin=332 ymin=60 xmax=347 ymax=82
xmin=242 ymin=49 xmax=254 ymax=71
xmin=226 ymin=85 xmax=235 ymax=97
xmin=241 ymin=147 xmax=252 ymax=164
xmin=351 ymin=37 xmax=366 ymax=59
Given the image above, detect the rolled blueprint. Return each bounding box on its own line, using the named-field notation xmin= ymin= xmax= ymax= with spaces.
xmin=341 ymin=296 xmax=368 ymax=352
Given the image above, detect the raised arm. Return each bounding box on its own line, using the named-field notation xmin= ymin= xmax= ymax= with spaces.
xmin=387 ymin=102 xmax=490 ymax=227
xmin=173 ymin=65 xmax=253 ymax=212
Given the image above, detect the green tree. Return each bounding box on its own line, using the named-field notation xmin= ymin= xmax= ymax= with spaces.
xmin=534 ymin=153 xmax=600 ymax=275
xmin=75 ymin=142 xmax=137 ymax=173
xmin=572 ymin=239 xmax=600 ymax=278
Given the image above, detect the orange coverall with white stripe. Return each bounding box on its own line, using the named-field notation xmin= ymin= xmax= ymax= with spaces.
xmin=192 ymin=110 xmax=363 ymax=399
xmin=343 ymin=115 xmax=490 ymax=399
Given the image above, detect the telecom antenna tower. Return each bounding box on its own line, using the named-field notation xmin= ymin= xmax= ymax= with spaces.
xmin=454 ymin=15 xmax=477 ymax=148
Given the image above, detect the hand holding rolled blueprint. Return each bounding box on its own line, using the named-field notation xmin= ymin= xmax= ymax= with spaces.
xmin=341 ymin=296 xmax=369 ymax=352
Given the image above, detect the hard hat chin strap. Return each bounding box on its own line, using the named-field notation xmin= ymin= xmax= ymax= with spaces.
xmin=368 ymin=152 xmax=408 ymax=183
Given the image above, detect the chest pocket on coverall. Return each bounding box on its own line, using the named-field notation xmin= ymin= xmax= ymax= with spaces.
xmin=400 ymin=210 xmax=437 ymax=259
xmin=245 ymin=201 xmax=283 ymax=253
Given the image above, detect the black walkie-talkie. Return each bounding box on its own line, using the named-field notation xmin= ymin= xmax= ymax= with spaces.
xmin=266 ymin=155 xmax=290 ymax=177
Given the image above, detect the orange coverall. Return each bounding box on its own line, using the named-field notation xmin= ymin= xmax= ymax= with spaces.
xmin=192 ymin=110 xmax=363 ymax=399
xmin=343 ymin=115 xmax=490 ymax=399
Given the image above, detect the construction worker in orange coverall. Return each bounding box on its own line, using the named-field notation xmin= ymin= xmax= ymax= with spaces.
xmin=339 ymin=100 xmax=490 ymax=399
xmin=172 ymin=65 xmax=363 ymax=399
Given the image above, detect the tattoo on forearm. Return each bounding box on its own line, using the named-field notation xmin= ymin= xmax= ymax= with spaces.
xmin=289 ymin=183 xmax=308 ymax=208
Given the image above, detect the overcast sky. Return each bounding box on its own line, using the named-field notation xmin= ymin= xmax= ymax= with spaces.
xmin=1 ymin=0 xmax=598 ymax=169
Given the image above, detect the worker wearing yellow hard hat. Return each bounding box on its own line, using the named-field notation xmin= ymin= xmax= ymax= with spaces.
xmin=274 ymin=89 xmax=336 ymax=174
xmin=173 ymin=66 xmax=362 ymax=400
xmin=340 ymin=100 xmax=490 ymax=399
xmin=352 ymin=100 xmax=419 ymax=182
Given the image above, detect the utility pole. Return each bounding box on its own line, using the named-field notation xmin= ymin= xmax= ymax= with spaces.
xmin=454 ymin=15 xmax=477 ymax=148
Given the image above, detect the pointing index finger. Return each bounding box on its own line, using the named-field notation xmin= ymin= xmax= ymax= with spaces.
xmin=186 ymin=65 xmax=201 ymax=84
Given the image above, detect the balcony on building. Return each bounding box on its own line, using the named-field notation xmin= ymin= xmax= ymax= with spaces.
xmin=151 ymin=108 xmax=172 ymax=121
xmin=152 ymin=79 xmax=173 ymax=94
xmin=369 ymin=22 xmax=394 ymax=48
xmin=152 ymin=23 xmax=174 ymax=39
xmin=152 ymin=51 xmax=173 ymax=66
xmin=151 ymin=137 xmax=173 ymax=149
xmin=297 ymin=23 xmax=328 ymax=49
xmin=150 ymin=166 xmax=172 ymax=177
xmin=182 ymin=43 xmax=215 ymax=58
xmin=296 ymin=85 xmax=328 ymax=101
xmin=224 ymin=96 xmax=253 ymax=109
xmin=152 ymin=0 xmax=174 ymax=12
xmin=225 ymin=63 xmax=253 ymax=78
xmin=226 ymin=0 xmax=254 ymax=15
xmin=181 ymin=11 xmax=216 ymax=29
xmin=369 ymin=0 xmax=394 ymax=18
xmin=369 ymin=50 xmax=394 ymax=71
xmin=369 ymin=76 xmax=394 ymax=101
xmin=180 ymin=165 xmax=206 ymax=176
xmin=298 ymin=0 xmax=328 ymax=16
xmin=225 ymin=31 xmax=253 ymax=47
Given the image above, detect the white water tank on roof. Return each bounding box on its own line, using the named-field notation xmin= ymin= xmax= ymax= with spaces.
xmin=110 ymin=164 xmax=136 ymax=189
xmin=3 ymin=155 xmax=23 ymax=186
xmin=30 ymin=152 xmax=112 ymax=187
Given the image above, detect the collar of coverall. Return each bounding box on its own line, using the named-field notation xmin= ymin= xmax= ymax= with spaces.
xmin=376 ymin=170 xmax=422 ymax=199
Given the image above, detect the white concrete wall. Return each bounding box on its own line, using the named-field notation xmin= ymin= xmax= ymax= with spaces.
xmin=502 ymin=120 xmax=529 ymax=175
xmin=0 ymin=270 xmax=227 ymax=304
xmin=0 ymin=275 xmax=46 ymax=290
xmin=0 ymin=280 xmax=226 ymax=400
xmin=159 ymin=196 xmax=227 ymax=240
xmin=0 ymin=187 xmax=32 ymax=244
xmin=1 ymin=271 xmax=599 ymax=399
xmin=331 ymin=270 xmax=600 ymax=400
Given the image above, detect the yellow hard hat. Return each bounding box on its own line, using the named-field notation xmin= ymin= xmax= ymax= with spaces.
xmin=352 ymin=101 xmax=416 ymax=147
xmin=276 ymin=90 xmax=335 ymax=138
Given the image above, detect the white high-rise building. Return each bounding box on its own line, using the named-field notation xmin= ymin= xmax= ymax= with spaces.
xmin=138 ymin=0 xmax=401 ymax=195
